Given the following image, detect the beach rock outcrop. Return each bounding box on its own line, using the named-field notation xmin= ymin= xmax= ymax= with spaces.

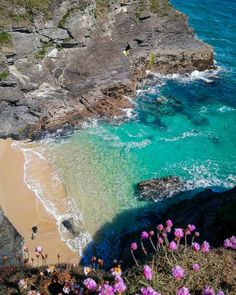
xmin=0 ymin=206 xmax=23 ymax=265
xmin=138 ymin=176 xmax=185 ymax=201
xmin=0 ymin=0 xmax=215 ymax=139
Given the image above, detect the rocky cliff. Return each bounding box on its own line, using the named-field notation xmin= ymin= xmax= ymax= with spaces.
xmin=0 ymin=0 xmax=215 ymax=139
xmin=0 ymin=206 xmax=23 ymax=265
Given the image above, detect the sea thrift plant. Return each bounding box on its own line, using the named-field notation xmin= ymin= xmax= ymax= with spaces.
xmin=174 ymin=228 xmax=184 ymax=238
xmin=203 ymin=286 xmax=215 ymax=295
xmin=177 ymin=287 xmax=191 ymax=295
xmin=131 ymin=242 xmax=138 ymax=251
xmin=83 ymin=278 xmax=97 ymax=291
xmin=201 ymin=241 xmax=210 ymax=253
xmin=192 ymin=242 xmax=201 ymax=252
xmin=166 ymin=219 xmax=173 ymax=227
xmin=192 ymin=263 xmax=200 ymax=272
xmin=141 ymin=231 xmax=149 ymax=240
xmin=141 ymin=287 xmax=161 ymax=295
xmin=143 ymin=265 xmax=153 ymax=280
xmin=113 ymin=276 xmax=127 ymax=293
xmin=172 ymin=266 xmax=185 ymax=280
xmin=169 ymin=241 xmax=178 ymax=251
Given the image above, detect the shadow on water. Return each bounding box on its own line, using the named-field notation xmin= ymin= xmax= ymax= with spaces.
xmin=80 ymin=186 xmax=225 ymax=269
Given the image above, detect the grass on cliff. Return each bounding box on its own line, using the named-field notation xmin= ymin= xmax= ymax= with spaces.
xmin=0 ymin=220 xmax=235 ymax=294
xmin=0 ymin=0 xmax=52 ymax=28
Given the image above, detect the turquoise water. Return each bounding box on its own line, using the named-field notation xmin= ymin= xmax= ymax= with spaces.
xmin=36 ymin=0 xmax=236 ymax=261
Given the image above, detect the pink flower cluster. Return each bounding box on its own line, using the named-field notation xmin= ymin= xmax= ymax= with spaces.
xmin=192 ymin=241 xmax=210 ymax=253
xmin=141 ymin=287 xmax=161 ymax=295
xmin=224 ymin=236 xmax=236 ymax=250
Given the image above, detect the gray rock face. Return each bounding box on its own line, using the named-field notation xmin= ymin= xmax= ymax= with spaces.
xmin=0 ymin=206 xmax=23 ymax=265
xmin=11 ymin=32 xmax=40 ymax=58
xmin=0 ymin=0 xmax=215 ymax=139
xmin=138 ymin=176 xmax=185 ymax=201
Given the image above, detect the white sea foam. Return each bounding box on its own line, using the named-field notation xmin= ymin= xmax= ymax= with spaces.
xmin=157 ymin=130 xmax=210 ymax=142
xmin=146 ymin=67 xmax=221 ymax=84
xmin=218 ymin=106 xmax=236 ymax=112
xmin=12 ymin=142 xmax=92 ymax=255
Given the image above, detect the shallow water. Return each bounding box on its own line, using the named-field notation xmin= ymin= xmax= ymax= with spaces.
xmin=23 ymin=0 xmax=236 ymax=261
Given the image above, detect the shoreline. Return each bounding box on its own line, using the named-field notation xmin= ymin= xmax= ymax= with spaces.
xmin=0 ymin=139 xmax=79 ymax=265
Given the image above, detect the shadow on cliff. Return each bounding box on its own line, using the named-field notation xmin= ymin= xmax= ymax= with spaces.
xmin=80 ymin=186 xmax=236 ymax=269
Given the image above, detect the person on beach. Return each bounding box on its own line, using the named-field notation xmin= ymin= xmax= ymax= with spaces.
xmin=31 ymin=226 xmax=38 ymax=240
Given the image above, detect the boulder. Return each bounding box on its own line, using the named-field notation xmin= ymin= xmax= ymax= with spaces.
xmin=138 ymin=176 xmax=185 ymax=201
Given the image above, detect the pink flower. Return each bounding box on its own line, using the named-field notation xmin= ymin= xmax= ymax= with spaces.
xmin=157 ymin=224 xmax=164 ymax=231
xmin=188 ymin=224 xmax=196 ymax=232
xmin=177 ymin=287 xmax=190 ymax=295
xmin=141 ymin=231 xmax=149 ymax=240
xmin=83 ymin=278 xmax=97 ymax=291
xmin=217 ymin=291 xmax=225 ymax=295
xmin=162 ymin=232 xmax=167 ymax=238
xmin=113 ymin=276 xmax=126 ymax=293
xmin=223 ymin=238 xmax=232 ymax=248
xmin=174 ymin=228 xmax=184 ymax=238
xmin=192 ymin=242 xmax=200 ymax=252
xmin=192 ymin=263 xmax=200 ymax=272
xmin=99 ymin=282 xmax=114 ymax=295
xmin=169 ymin=241 xmax=178 ymax=251
xmin=166 ymin=219 xmax=173 ymax=227
xmin=230 ymin=236 xmax=236 ymax=249
xmin=35 ymin=246 xmax=43 ymax=254
xmin=172 ymin=266 xmax=185 ymax=280
xmin=149 ymin=230 xmax=155 ymax=236
xmin=158 ymin=237 xmax=164 ymax=244
xmin=131 ymin=242 xmax=138 ymax=251
xmin=141 ymin=287 xmax=161 ymax=295
xmin=143 ymin=265 xmax=152 ymax=280
xmin=203 ymin=286 xmax=215 ymax=295
xmin=165 ymin=226 xmax=171 ymax=233
xmin=195 ymin=231 xmax=200 ymax=237
xmin=201 ymin=241 xmax=210 ymax=253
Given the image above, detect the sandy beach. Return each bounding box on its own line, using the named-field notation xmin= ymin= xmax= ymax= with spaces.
xmin=0 ymin=139 xmax=79 ymax=265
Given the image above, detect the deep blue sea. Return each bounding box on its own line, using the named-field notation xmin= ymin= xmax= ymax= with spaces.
xmin=26 ymin=0 xmax=236 ymax=261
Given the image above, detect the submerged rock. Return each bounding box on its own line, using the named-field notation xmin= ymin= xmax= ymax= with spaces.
xmin=138 ymin=176 xmax=185 ymax=201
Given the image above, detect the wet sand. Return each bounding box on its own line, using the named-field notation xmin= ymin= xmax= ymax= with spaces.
xmin=0 ymin=139 xmax=79 ymax=265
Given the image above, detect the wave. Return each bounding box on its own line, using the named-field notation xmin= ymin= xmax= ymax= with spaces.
xmin=218 ymin=106 xmax=236 ymax=113
xmin=146 ymin=66 xmax=221 ymax=84
xmin=157 ymin=130 xmax=212 ymax=142
xmin=12 ymin=141 xmax=92 ymax=256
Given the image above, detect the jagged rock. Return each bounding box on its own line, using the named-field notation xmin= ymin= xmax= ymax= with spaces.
xmin=39 ymin=28 xmax=69 ymax=43
xmin=0 ymin=0 xmax=215 ymax=139
xmin=0 ymin=206 xmax=23 ymax=265
xmin=11 ymin=32 xmax=40 ymax=58
xmin=138 ymin=176 xmax=185 ymax=201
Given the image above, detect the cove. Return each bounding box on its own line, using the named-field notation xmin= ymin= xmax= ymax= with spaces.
xmin=25 ymin=0 xmax=236 ymax=263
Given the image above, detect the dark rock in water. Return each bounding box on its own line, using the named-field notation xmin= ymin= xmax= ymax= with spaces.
xmin=138 ymin=176 xmax=185 ymax=201
xmin=0 ymin=206 xmax=23 ymax=265
xmin=62 ymin=218 xmax=81 ymax=235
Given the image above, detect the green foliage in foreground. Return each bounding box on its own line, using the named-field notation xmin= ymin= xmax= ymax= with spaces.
xmin=148 ymin=51 xmax=156 ymax=69
xmin=0 ymin=247 xmax=235 ymax=294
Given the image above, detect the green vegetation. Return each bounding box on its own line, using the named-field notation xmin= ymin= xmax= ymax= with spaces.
xmin=0 ymin=0 xmax=53 ymax=28
xmin=58 ymin=10 xmax=72 ymax=28
xmin=149 ymin=0 xmax=173 ymax=16
xmin=34 ymin=42 xmax=53 ymax=59
xmin=0 ymin=71 xmax=9 ymax=80
xmin=148 ymin=51 xmax=156 ymax=69
xmin=0 ymin=32 xmax=12 ymax=45
xmin=94 ymin=0 xmax=111 ymax=18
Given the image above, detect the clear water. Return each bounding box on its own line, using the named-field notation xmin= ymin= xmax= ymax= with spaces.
xmin=30 ymin=0 xmax=236 ymax=261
